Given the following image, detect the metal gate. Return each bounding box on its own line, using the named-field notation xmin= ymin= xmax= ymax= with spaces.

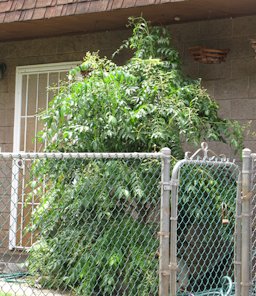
xmin=167 ymin=143 xmax=241 ymax=296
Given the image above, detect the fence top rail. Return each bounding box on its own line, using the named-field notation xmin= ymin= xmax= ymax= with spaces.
xmin=0 ymin=152 xmax=163 ymax=160
xmin=171 ymin=158 xmax=240 ymax=182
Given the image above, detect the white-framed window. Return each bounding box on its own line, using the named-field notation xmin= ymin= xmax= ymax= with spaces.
xmin=10 ymin=61 xmax=80 ymax=249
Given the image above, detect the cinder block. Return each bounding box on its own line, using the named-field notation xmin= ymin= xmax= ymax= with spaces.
xmin=0 ymin=79 xmax=8 ymax=93
xmin=215 ymin=99 xmax=231 ymax=119
xmin=219 ymin=37 xmax=253 ymax=60
xmin=199 ymin=61 xmax=231 ymax=80
xmin=243 ymin=140 xmax=256 ymax=152
xmin=0 ymin=230 xmax=10 ymax=248
xmin=205 ymin=141 xmax=232 ymax=159
xmin=182 ymin=63 xmax=199 ymax=79
xmin=0 ymin=213 xmax=10 ymax=231
xmin=0 ymin=93 xmax=14 ymax=110
xmin=1 ymin=144 xmax=13 ymax=152
xmin=233 ymin=15 xmax=256 ymax=37
xmin=201 ymin=80 xmax=215 ymax=97
xmin=239 ymin=119 xmax=256 ymax=141
xmin=214 ymin=78 xmax=249 ymax=100
xmin=0 ymin=110 xmax=14 ymax=127
xmin=230 ymin=98 xmax=256 ymax=120
xmin=199 ymin=18 xmax=232 ymax=40
xmin=231 ymin=58 xmax=250 ymax=79
xmin=168 ymin=22 xmax=200 ymax=42
xmin=248 ymin=74 xmax=256 ymax=98
xmin=3 ymin=127 xmax=13 ymax=144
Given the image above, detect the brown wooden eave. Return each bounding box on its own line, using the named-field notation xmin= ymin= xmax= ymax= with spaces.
xmin=1 ymin=0 xmax=256 ymax=42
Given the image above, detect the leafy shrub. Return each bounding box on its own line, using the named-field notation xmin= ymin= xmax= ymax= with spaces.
xmin=28 ymin=158 xmax=161 ymax=295
xmin=27 ymin=17 xmax=243 ymax=294
xmin=39 ymin=18 xmax=243 ymax=157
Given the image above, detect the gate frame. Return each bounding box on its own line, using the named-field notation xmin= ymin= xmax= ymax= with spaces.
xmin=169 ymin=143 xmax=241 ymax=296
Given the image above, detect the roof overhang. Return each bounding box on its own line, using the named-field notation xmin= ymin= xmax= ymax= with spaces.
xmin=1 ymin=0 xmax=256 ymax=42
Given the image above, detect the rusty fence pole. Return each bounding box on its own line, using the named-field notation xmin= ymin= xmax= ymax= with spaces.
xmin=159 ymin=147 xmax=171 ymax=296
xmin=241 ymin=148 xmax=252 ymax=296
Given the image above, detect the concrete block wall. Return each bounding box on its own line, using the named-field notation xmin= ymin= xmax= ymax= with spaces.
xmin=0 ymin=29 xmax=131 ymax=153
xmin=168 ymin=16 xmax=256 ymax=157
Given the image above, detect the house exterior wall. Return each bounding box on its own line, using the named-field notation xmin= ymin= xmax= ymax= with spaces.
xmin=0 ymin=29 xmax=131 ymax=154
xmin=1 ymin=15 xmax=255 ymax=156
xmin=0 ymin=14 xmax=255 ymax=252
xmin=0 ymin=29 xmax=131 ymax=253
xmin=168 ymin=15 xmax=256 ymax=157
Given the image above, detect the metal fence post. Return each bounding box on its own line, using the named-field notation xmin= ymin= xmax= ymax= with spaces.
xmin=159 ymin=147 xmax=171 ymax=296
xmin=234 ymin=172 xmax=242 ymax=296
xmin=241 ymin=148 xmax=252 ymax=296
xmin=170 ymin=161 xmax=180 ymax=296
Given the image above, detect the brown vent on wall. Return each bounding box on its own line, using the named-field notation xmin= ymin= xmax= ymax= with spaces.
xmin=189 ymin=46 xmax=230 ymax=64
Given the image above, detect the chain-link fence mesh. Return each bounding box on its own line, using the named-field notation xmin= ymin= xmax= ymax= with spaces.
xmin=0 ymin=150 xmax=244 ymax=296
xmin=174 ymin=160 xmax=240 ymax=295
xmin=0 ymin=152 xmax=162 ymax=296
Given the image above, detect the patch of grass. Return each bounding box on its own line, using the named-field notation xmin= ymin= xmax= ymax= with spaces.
xmin=0 ymin=293 xmax=13 ymax=296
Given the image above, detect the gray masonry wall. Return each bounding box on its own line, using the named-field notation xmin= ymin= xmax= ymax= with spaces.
xmin=0 ymin=28 xmax=132 ymax=254
xmin=0 ymin=14 xmax=255 ymax=252
xmin=1 ymin=15 xmax=256 ymax=157
xmin=169 ymin=15 xmax=256 ymax=157
xmin=0 ymin=29 xmax=131 ymax=154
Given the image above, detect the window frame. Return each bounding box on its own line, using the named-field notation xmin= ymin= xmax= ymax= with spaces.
xmin=10 ymin=61 xmax=80 ymax=249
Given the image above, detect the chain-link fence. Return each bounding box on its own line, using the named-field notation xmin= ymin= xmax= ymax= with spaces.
xmin=0 ymin=152 xmax=163 ymax=296
xmin=170 ymin=144 xmax=240 ymax=296
xmin=0 ymin=146 xmax=249 ymax=296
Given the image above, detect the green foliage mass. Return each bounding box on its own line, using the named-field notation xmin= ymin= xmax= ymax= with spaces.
xmin=40 ymin=17 xmax=243 ymax=158
xmin=27 ymin=18 xmax=242 ymax=295
xmin=28 ymin=158 xmax=161 ymax=295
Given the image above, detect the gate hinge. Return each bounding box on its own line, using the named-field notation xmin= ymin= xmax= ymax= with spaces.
xmin=161 ymin=181 xmax=171 ymax=191
xmin=160 ymin=269 xmax=171 ymax=276
xmin=241 ymin=213 xmax=251 ymax=218
xmin=170 ymin=216 xmax=178 ymax=221
xmin=241 ymin=282 xmax=252 ymax=287
xmin=169 ymin=263 xmax=178 ymax=271
xmin=158 ymin=231 xmax=169 ymax=238
xmin=161 ymin=179 xmax=179 ymax=191
xmin=241 ymin=192 xmax=253 ymax=200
